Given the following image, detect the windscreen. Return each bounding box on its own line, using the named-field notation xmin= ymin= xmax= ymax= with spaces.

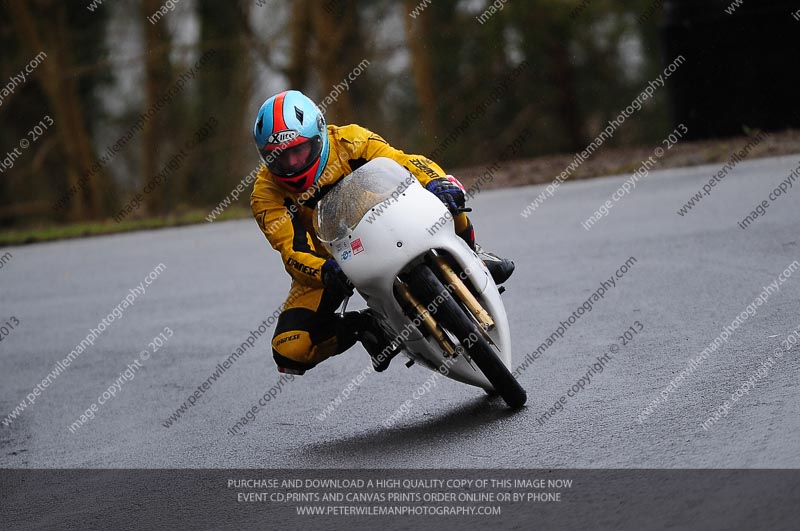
xmin=314 ymin=158 xmax=416 ymax=243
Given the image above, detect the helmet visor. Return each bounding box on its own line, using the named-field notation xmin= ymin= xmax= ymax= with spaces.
xmin=262 ymin=136 xmax=322 ymax=177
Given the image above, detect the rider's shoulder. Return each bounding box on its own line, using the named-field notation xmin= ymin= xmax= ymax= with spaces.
xmin=328 ymin=123 xmax=373 ymax=145
xmin=252 ymin=165 xmax=287 ymax=202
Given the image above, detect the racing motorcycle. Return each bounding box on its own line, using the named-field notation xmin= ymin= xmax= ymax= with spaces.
xmin=313 ymin=157 xmax=526 ymax=408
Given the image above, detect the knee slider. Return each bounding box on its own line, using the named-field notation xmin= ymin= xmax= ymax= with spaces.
xmin=272 ymin=330 xmax=315 ymax=368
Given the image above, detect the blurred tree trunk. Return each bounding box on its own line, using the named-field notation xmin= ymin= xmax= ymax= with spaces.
xmin=402 ymin=0 xmax=439 ymax=142
xmin=192 ymin=0 xmax=251 ymax=205
xmin=310 ymin=0 xmax=369 ymax=124
xmin=9 ymin=0 xmax=105 ymax=220
xmin=140 ymin=0 xmax=174 ymax=215
xmin=531 ymin=4 xmax=584 ymax=151
xmin=287 ymin=0 xmax=311 ymax=89
xmin=547 ymin=36 xmax=584 ymax=150
xmin=513 ymin=3 xmax=585 ymax=153
xmin=228 ymin=2 xmax=254 ymax=179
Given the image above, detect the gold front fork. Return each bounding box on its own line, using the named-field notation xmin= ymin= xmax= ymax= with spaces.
xmin=431 ymin=254 xmax=495 ymax=332
xmin=396 ymin=253 xmax=495 ymax=358
xmin=396 ymin=281 xmax=458 ymax=357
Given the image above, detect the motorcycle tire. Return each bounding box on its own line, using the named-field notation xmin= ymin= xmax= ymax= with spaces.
xmin=409 ymin=263 xmax=527 ymax=409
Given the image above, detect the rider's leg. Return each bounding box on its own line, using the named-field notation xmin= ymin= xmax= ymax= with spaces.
xmin=452 ymin=212 xmax=515 ymax=285
xmin=271 ymin=282 xmax=358 ymax=374
xmin=271 ymin=282 xmax=397 ymax=374
xmin=454 ymin=212 xmax=476 ymax=250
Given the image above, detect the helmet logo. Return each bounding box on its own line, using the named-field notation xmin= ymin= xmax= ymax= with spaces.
xmin=295 ymin=106 xmax=304 ymax=124
xmin=267 ymin=129 xmax=299 ymax=145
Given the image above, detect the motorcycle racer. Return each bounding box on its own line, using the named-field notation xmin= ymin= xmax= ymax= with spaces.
xmin=250 ymin=90 xmax=514 ymax=375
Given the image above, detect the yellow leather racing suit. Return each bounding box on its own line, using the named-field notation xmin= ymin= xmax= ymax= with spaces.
xmin=250 ymin=124 xmax=471 ymax=374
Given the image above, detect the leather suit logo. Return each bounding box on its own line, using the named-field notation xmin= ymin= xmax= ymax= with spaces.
xmin=275 ymin=333 xmax=301 ymax=346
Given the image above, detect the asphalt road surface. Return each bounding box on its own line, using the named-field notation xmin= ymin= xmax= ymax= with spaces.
xmin=2 ymin=155 xmax=799 ymax=470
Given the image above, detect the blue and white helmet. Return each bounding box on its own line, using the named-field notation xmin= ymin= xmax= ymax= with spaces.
xmin=253 ymin=90 xmax=330 ymax=192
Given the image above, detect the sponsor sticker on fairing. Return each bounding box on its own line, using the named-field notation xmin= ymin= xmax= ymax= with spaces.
xmin=334 ymin=240 xmax=350 ymax=260
xmin=351 ymin=238 xmax=365 ymax=255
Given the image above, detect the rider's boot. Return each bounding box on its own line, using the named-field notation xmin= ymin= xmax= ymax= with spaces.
xmin=339 ymin=309 xmax=401 ymax=372
xmin=457 ymin=223 xmax=515 ymax=285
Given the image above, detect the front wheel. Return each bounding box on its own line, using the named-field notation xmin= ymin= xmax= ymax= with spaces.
xmin=408 ymin=264 xmax=527 ymax=409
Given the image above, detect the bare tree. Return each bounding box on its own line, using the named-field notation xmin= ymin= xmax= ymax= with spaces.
xmin=309 ymin=0 xmax=369 ymax=124
xmin=402 ymin=0 xmax=439 ymax=142
xmin=140 ymin=0 xmax=174 ymax=215
xmin=9 ymin=0 xmax=106 ymax=219
xmin=287 ymin=0 xmax=311 ymax=89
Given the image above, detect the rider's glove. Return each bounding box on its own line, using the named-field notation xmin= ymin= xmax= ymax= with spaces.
xmin=322 ymin=259 xmax=354 ymax=299
xmin=425 ymin=177 xmax=465 ymax=214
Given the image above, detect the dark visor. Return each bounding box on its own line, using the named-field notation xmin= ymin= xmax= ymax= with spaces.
xmin=262 ymin=136 xmax=322 ymax=177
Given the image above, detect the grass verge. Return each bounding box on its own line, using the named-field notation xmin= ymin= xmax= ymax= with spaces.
xmin=3 ymin=129 xmax=799 ymax=246
xmin=0 ymin=207 xmax=251 ymax=246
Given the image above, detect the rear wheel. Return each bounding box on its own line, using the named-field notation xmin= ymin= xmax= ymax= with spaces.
xmin=408 ymin=263 xmax=527 ymax=409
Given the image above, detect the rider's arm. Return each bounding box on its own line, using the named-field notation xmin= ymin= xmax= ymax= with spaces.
xmin=334 ymin=124 xmax=447 ymax=187
xmin=250 ymin=168 xmax=326 ymax=288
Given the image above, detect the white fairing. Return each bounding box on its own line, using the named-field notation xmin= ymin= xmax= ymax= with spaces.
xmin=314 ymin=157 xmax=512 ymax=390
